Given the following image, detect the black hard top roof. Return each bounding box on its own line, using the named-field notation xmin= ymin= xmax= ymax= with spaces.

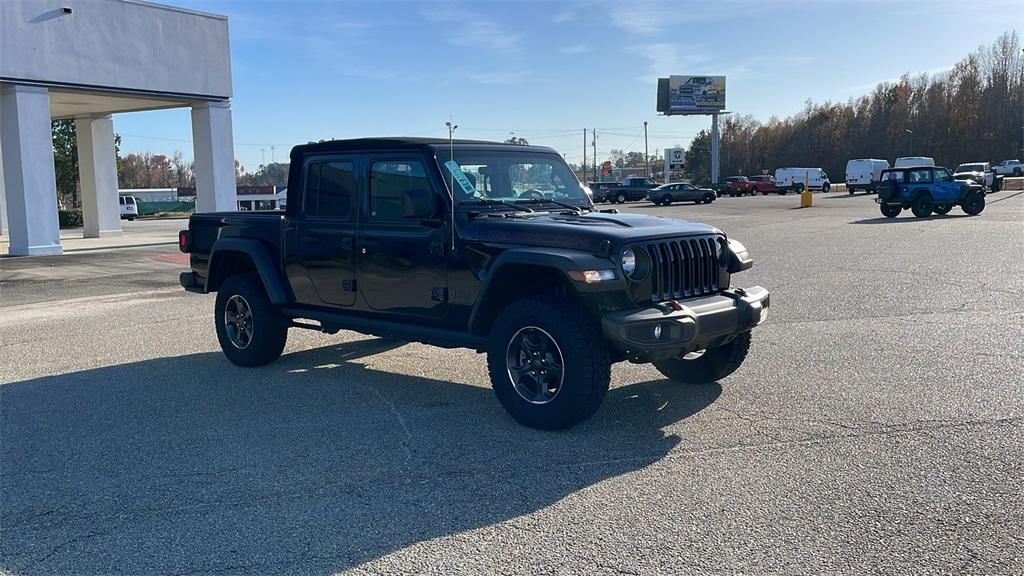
xmin=291 ymin=137 xmax=558 ymax=158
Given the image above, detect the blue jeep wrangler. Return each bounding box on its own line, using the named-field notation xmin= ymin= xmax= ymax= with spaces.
xmin=875 ymin=165 xmax=985 ymax=218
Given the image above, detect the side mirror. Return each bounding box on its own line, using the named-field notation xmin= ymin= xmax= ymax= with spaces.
xmin=401 ymin=188 xmax=438 ymax=219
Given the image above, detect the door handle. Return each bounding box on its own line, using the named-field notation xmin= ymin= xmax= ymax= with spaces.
xmin=299 ymin=235 xmax=321 ymax=244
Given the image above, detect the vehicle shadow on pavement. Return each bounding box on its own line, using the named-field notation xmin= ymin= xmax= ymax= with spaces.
xmin=850 ymin=214 xmax=973 ymax=224
xmin=0 ymin=338 xmax=720 ymax=575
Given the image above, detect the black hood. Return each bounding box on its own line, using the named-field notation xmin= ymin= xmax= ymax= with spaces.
xmin=459 ymin=211 xmax=722 ymax=251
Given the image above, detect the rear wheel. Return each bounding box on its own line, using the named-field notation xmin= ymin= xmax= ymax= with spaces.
xmin=215 ymin=273 xmax=288 ymax=367
xmin=961 ymin=191 xmax=985 ymax=215
xmin=933 ymin=204 xmax=952 ymax=215
xmin=1014 ymin=167 xmax=1021 ymax=177
xmin=848 ymin=187 xmax=855 ymax=195
xmin=880 ymin=203 xmax=902 ymax=218
xmin=487 ymin=297 xmax=611 ymax=430
xmin=911 ymin=193 xmax=934 ymax=218
xmin=653 ymin=332 xmax=751 ymax=384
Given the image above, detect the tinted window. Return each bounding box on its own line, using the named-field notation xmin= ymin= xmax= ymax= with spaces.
xmin=305 ymin=161 xmax=355 ymax=219
xmin=370 ymin=160 xmax=430 ymax=221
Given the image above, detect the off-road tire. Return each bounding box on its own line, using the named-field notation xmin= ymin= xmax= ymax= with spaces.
xmin=487 ymin=296 xmax=611 ymax=430
xmin=961 ymin=191 xmax=985 ymax=215
xmin=880 ymin=203 xmax=902 ymax=218
xmin=653 ymin=332 xmax=752 ymax=384
xmin=933 ymin=204 xmax=952 ymax=215
xmin=911 ymin=193 xmax=934 ymax=218
xmin=215 ymin=273 xmax=288 ymax=367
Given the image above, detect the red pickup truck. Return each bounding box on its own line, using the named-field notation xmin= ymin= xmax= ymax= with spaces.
xmin=724 ymin=176 xmax=756 ymax=197
xmin=749 ymin=175 xmax=778 ymax=195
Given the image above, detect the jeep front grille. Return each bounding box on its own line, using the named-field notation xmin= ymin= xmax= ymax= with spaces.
xmin=645 ymin=236 xmax=722 ymax=301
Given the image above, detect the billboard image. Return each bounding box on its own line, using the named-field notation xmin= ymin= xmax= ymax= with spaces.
xmin=657 ymin=75 xmax=726 ymax=115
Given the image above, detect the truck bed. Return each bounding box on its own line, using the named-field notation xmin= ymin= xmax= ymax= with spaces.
xmin=186 ymin=211 xmax=287 ymax=285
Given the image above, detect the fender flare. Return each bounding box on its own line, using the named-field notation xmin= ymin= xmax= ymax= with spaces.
xmin=207 ymin=237 xmax=290 ymax=304
xmin=467 ymin=247 xmax=621 ymax=334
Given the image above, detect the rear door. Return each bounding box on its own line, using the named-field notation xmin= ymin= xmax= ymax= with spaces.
xmin=356 ymin=155 xmax=447 ymax=319
xmin=285 ymin=155 xmax=360 ymax=307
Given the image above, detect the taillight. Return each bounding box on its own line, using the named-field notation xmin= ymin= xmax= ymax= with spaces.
xmin=178 ymin=230 xmax=190 ymax=253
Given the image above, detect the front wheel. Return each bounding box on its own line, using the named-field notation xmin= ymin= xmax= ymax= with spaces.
xmin=616 ymin=193 xmax=627 ymax=204
xmin=661 ymin=194 xmax=673 ymax=206
xmin=653 ymin=332 xmax=751 ymax=384
xmin=822 ymin=183 xmax=830 ymax=193
xmin=487 ymin=297 xmax=611 ymax=430
xmin=215 ymin=273 xmax=288 ymax=367
xmin=702 ymin=192 xmax=715 ymax=204
xmin=961 ymin=191 xmax=985 ymax=215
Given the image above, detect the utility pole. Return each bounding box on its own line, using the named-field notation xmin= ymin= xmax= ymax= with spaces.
xmin=643 ymin=121 xmax=649 ymax=178
xmin=592 ymin=129 xmax=597 ymax=181
xmin=583 ymin=128 xmax=587 ymax=183
xmin=260 ymin=148 xmax=265 ymax=166
xmin=904 ymin=129 xmax=913 ymax=156
xmin=270 ymin=145 xmax=276 ymax=164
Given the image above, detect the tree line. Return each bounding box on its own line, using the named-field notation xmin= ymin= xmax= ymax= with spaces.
xmin=684 ymin=32 xmax=1023 ymax=184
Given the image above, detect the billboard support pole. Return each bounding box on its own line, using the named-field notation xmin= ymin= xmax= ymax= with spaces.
xmin=711 ymin=112 xmax=720 ymax=186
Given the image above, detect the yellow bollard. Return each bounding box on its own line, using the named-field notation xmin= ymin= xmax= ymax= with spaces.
xmin=800 ymin=172 xmax=812 ymax=207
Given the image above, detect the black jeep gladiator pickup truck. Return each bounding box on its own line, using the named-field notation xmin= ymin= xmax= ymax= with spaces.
xmin=179 ymin=138 xmax=770 ymax=429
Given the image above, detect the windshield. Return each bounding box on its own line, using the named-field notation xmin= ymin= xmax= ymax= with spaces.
xmin=956 ymin=164 xmax=984 ymax=172
xmin=437 ymin=149 xmax=589 ymax=206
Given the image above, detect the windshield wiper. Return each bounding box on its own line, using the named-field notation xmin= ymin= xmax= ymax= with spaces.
xmin=459 ymin=198 xmax=535 ymax=213
xmin=514 ymin=198 xmax=590 ymax=214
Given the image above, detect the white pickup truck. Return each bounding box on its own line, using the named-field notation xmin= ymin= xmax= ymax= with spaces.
xmin=993 ymin=159 xmax=1023 ymax=177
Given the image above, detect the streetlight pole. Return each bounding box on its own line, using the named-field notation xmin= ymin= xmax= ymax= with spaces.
xmin=905 ymin=129 xmax=913 ymax=156
xmin=643 ymin=121 xmax=649 ymax=178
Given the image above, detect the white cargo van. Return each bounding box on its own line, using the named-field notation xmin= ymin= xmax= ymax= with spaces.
xmin=774 ymin=167 xmax=830 ymax=193
xmin=845 ymin=159 xmax=890 ymax=194
xmin=119 ymin=195 xmax=139 ymax=220
xmin=894 ymin=156 xmax=935 ymax=169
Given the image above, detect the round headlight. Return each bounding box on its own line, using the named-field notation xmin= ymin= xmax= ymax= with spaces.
xmin=621 ymin=248 xmax=637 ymax=277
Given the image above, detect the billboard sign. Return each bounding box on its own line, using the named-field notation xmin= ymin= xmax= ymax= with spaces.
xmin=657 ymin=75 xmax=726 ymax=115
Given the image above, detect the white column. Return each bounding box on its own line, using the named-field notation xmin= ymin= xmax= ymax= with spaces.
xmin=76 ymin=115 xmax=123 ymax=238
xmin=0 ymin=134 xmax=8 ymax=236
xmin=0 ymin=84 xmax=61 ymax=256
xmin=191 ymin=100 xmax=237 ymax=213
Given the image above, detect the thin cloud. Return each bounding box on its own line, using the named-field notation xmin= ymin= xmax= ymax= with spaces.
xmin=606 ymin=0 xmax=777 ymax=35
xmin=445 ymin=68 xmax=537 ymax=86
xmin=560 ymin=44 xmax=591 ymax=55
xmin=627 ymin=43 xmax=712 ymax=83
xmin=552 ymin=7 xmax=575 ymax=23
xmin=422 ymin=6 xmax=523 ymax=53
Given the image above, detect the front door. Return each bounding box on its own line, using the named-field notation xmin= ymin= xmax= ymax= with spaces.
xmin=356 ymin=155 xmax=447 ymax=319
xmin=285 ymin=155 xmax=360 ymax=307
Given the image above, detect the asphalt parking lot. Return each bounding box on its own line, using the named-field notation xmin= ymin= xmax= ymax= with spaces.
xmin=2 ymin=191 xmax=1022 ymax=575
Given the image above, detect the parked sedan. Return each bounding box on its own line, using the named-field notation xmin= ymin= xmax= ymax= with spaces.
xmin=647 ymin=183 xmax=716 ymax=205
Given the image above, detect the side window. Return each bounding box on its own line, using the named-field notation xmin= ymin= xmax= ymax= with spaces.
xmin=909 ymin=169 xmax=931 ymax=183
xmin=934 ymin=168 xmax=953 ymax=182
xmin=370 ymin=160 xmax=431 ymax=221
xmin=305 ymin=160 xmax=355 ymax=219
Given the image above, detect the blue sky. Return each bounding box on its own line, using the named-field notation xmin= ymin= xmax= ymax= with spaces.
xmin=116 ymin=0 xmax=1022 ymax=172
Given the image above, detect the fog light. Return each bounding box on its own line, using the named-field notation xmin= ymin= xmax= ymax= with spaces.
xmin=653 ymin=324 xmax=662 ymax=339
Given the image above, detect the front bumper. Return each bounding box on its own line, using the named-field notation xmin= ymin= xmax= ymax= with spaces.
xmin=601 ymin=286 xmax=769 ymax=362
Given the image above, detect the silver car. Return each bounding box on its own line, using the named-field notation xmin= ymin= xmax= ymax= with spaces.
xmin=647 ymin=183 xmax=716 ymax=206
